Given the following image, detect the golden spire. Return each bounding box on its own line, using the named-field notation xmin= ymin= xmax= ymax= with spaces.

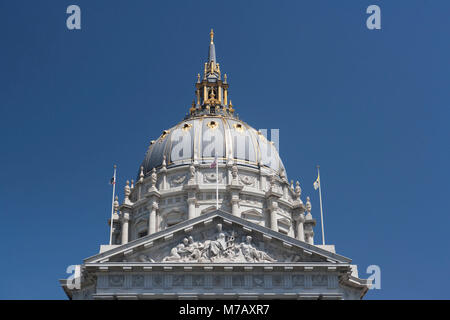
xmin=210 ymin=29 xmax=214 ymax=44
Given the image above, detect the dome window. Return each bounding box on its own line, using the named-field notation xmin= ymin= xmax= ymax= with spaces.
xmin=160 ymin=130 xmax=170 ymax=141
xmin=233 ymin=123 xmax=244 ymax=132
xmin=182 ymin=123 xmax=192 ymax=131
xmin=207 ymin=121 xmax=218 ymax=129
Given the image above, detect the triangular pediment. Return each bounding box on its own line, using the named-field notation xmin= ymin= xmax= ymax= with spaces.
xmin=85 ymin=210 xmax=351 ymax=265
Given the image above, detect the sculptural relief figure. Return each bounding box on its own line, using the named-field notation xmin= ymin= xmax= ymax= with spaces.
xmin=162 ymin=243 xmax=184 ymax=262
xmin=171 ymin=174 xmax=187 ymax=186
xmin=187 ymin=236 xmax=203 ymax=260
xmin=177 ymin=238 xmax=193 ymax=260
xmin=239 ymin=236 xmax=276 ymax=262
xmin=159 ymin=223 xmax=277 ymax=263
xmin=208 ymin=232 xmax=227 ymax=261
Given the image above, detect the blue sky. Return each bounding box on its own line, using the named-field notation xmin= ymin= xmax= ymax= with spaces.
xmin=1 ymin=0 xmax=449 ymax=299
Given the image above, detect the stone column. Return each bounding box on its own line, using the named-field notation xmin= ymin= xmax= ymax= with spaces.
xmin=184 ymin=183 xmax=199 ymax=220
xmin=148 ymin=202 xmax=158 ymax=234
xmin=288 ymin=223 xmax=295 ymax=238
xmin=228 ymin=176 xmax=243 ymax=217
xmin=231 ymin=196 xmax=239 ymax=216
xmin=187 ymin=198 xmax=196 ymax=219
xmin=303 ymin=197 xmax=315 ymax=245
xmin=270 ymin=203 xmax=278 ymax=232
xmin=304 ymin=213 xmax=316 ymax=245
xmin=161 ymin=167 xmax=167 ymax=191
xmin=121 ymin=212 xmax=129 ymax=244
xmin=145 ymin=180 xmax=160 ymax=235
xmin=305 ymin=228 xmax=314 ymax=245
xmin=259 ymin=169 xmax=266 ymax=191
xmin=283 ymin=185 xmax=288 ymax=200
xmin=265 ymin=183 xmax=282 ymax=232
xmin=296 ymin=213 xmax=305 ymax=242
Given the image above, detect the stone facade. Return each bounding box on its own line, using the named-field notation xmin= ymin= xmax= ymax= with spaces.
xmin=62 ymin=212 xmax=369 ymax=300
xmin=60 ymin=30 xmax=370 ymax=300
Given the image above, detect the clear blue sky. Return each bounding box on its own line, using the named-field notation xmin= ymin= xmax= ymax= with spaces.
xmin=1 ymin=0 xmax=449 ymax=299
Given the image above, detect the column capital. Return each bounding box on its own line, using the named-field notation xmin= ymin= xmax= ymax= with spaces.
xmin=121 ymin=212 xmax=130 ymax=221
xmin=292 ymin=211 xmax=305 ymax=222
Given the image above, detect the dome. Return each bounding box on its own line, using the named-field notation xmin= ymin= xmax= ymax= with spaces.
xmin=116 ymin=29 xmax=310 ymax=249
xmin=140 ymin=116 xmax=285 ymax=178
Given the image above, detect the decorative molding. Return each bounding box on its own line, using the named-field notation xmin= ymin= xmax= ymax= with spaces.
xmin=203 ymin=172 xmax=223 ymax=183
xmin=239 ymin=174 xmax=256 ymax=186
xmin=169 ymin=174 xmax=187 ymax=187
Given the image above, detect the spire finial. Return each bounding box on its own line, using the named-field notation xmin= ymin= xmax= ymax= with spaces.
xmin=139 ymin=166 xmax=144 ymax=183
xmin=295 ymin=181 xmax=302 ymax=199
xmin=210 ymin=29 xmax=214 ymax=44
xmin=306 ymin=196 xmax=312 ymax=213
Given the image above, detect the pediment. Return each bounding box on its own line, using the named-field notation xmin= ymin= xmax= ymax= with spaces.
xmin=241 ymin=209 xmax=263 ymax=218
xmin=85 ymin=210 xmax=351 ymax=265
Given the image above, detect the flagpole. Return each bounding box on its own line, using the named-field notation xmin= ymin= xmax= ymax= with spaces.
xmin=216 ymin=153 xmax=219 ymax=210
xmin=109 ymin=164 xmax=117 ymax=245
xmin=317 ymin=165 xmax=325 ymax=245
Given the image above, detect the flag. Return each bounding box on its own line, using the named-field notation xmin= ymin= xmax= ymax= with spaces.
xmin=210 ymin=154 xmax=217 ymax=169
xmin=313 ymin=173 xmax=320 ymax=190
xmin=110 ymin=177 xmax=116 ymax=185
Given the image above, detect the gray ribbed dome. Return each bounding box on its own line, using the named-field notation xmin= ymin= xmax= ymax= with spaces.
xmin=140 ymin=116 xmax=285 ymax=178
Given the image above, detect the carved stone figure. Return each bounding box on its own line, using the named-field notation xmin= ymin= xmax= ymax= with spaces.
xmin=280 ymin=166 xmax=286 ymax=179
xmin=240 ymin=236 xmax=276 ymax=262
xmin=159 ymin=224 xmax=276 ymax=263
xmin=187 ymin=236 xmax=203 ymax=260
xmin=306 ymin=196 xmax=312 ymax=213
xmin=231 ymin=163 xmax=238 ymax=181
xmin=295 ymin=181 xmax=301 ymax=199
xmin=189 ymin=164 xmax=196 ymax=181
xmin=209 ymin=232 xmax=227 ymax=260
xmin=162 ymin=243 xmax=184 ymax=262
xmin=151 ymin=168 xmax=157 ymax=188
